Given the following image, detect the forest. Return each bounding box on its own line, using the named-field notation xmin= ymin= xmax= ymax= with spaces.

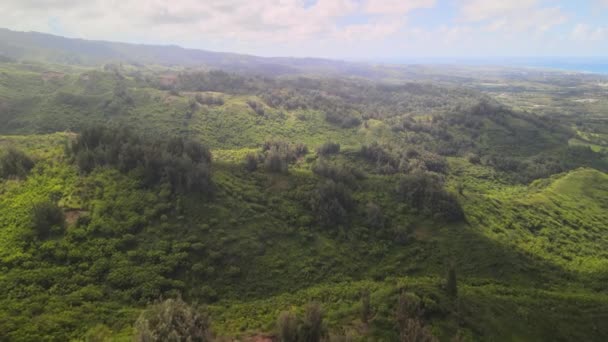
xmin=1 ymin=40 xmax=608 ymax=341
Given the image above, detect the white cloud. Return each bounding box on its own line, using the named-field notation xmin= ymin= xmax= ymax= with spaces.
xmin=458 ymin=0 xmax=567 ymax=34
xmin=571 ymin=24 xmax=608 ymax=41
xmin=0 ymin=0 xmax=439 ymax=45
xmin=460 ymin=0 xmax=539 ymax=22
xmin=0 ymin=0 xmax=604 ymax=58
xmin=364 ymin=0 xmax=436 ymax=15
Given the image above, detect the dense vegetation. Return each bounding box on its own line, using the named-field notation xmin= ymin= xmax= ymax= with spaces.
xmin=0 ymin=54 xmax=607 ymax=341
xmin=68 ymin=126 xmax=213 ymax=194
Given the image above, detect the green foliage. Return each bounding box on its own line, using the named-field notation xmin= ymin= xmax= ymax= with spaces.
xmin=69 ymin=126 xmax=213 ymax=194
xmin=361 ymin=289 xmax=371 ymax=324
xmin=310 ymin=180 xmax=355 ymax=228
xmin=277 ymin=311 xmax=298 ymax=342
xmin=300 ymin=302 xmax=325 ymax=342
xmin=311 ymin=160 xmax=362 ymax=186
xmin=260 ymin=140 xmax=307 ymax=173
xmin=0 ymin=148 xmax=35 ymax=179
xmin=395 ymin=292 xmax=437 ymax=342
xmin=445 ymin=265 xmax=458 ymax=298
xmin=84 ymin=324 xmax=113 ymax=342
xmin=395 ymin=171 xmax=463 ymax=222
xmin=134 ymin=298 xmax=211 ymax=342
xmin=31 ymin=200 xmax=65 ymax=239
xmin=195 ymin=93 xmax=224 ymax=106
xmin=0 ymin=60 xmax=608 ymax=342
xmin=244 ymin=152 xmax=259 ymax=172
xmin=316 ymin=141 xmax=340 ymax=156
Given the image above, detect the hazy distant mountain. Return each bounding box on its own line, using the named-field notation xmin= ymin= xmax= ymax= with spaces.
xmin=0 ymin=28 xmax=383 ymax=76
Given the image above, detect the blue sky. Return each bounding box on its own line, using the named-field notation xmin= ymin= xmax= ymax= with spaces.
xmin=1 ymin=0 xmax=607 ymax=59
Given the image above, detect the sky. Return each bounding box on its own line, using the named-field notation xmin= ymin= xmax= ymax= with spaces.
xmin=1 ymin=0 xmax=608 ymax=59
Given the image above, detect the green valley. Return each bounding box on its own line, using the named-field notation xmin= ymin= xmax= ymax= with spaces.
xmin=0 ymin=29 xmax=607 ymax=342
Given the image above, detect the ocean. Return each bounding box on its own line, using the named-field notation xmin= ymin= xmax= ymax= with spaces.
xmin=382 ymin=57 xmax=608 ymax=75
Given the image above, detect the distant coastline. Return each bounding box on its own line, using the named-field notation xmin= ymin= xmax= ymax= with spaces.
xmin=381 ymin=57 xmax=608 ymax=75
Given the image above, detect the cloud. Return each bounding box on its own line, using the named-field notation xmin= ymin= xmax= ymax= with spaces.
xmin=0 ymin=0 xmax=442 ymax=55
xmin=571 ymin=24 xmax=608 ymax=41
xmin=0 ymin=0 xmax=604 ymax=58
xmin=364 ymin=0 xmax=436 ymax=15
xmin=459 ymin=0 xmax=539 ymax=22
xmin=458 ymin=0 xmax=567 ymax=34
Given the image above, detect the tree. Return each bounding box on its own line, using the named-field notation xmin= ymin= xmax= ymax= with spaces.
xmin=310 ymin=180 xmax=354 ymax=228
xmin=265 ymin=147 xmax=288 ymax=173
xmin=277 ymin=311 xmax=298 ymax=342
xmin=134 ymin=297 xmax=211 ymax=342
xmin=0 ymin=148 xmax=35 ymax=179
xmin=317 ymin=142 xmax=340 ymax=156
xmin=300 ymin=302 xmax=325 ymax=342
xmin=399 ymin=319 xmax=438 ymax=342
xmin=84 ymin=324 xmax=113 ymax=342
xmin=395 ymin=293 xmax=437 ymax=342
xmin=446 ymin=264 xmax=458 ymax=298
xmin=361 ymin=289 xmax=371 ymax=324
xmin=365 ymin=202 xmax=385 ymax=229
xmin=69 ymin=126 xmax=213 ymax=195
xmin=244 ymin=153 xmax=259 ymax=172
xmin=31 ymin=201 xmax=65 ymax=239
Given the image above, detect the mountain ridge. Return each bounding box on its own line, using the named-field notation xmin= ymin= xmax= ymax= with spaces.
xmin=0 ymin=28 xmax=374 ymax=76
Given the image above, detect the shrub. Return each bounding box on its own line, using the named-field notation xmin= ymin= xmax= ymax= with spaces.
xmin=84 ymin=324 xmax=113 ymax=342
xmin=361 ymin=289 xmax=371 ymax=324
xmin=446 ymin=264 xmax=458 ymax=298
xmin=365 ymin=202 xmax=385 ymax=229
xmin=69 ymin=126 xmax=213 ymax=195
xmin=0 ymin=148 xmax=35 ymax=179
xmin=310 ymin=180 xmax=355 ymax=228
xmin=326 ymin=110 xmax=361 ymax=128
xmin=265 ymin=147 xmax=289 ymax=173
xmin=195 ymin=93 xmax=224 ymax=106
xmin=244 ymin=153 xmax=259 ymax=172
xmin=398 ymin=319 xmax=437 ymax=342
xmin=260 ymin=140 xmax=308 ymax=174
xmin=395 ymin=172 xmax=464 ymax=222
xmin=467 ymin=153 xmax=481 ymax=164
xmin=360 ymin=143 xmax=399 ymax=174
xmin=317 ymin=142 xmax=340 ymax=156
xmin=277 ymin=311 xmax=298 ymax=342
xmin=134 ymin=297 xmax=211 ymax=342
xmin=31 ymin=201 xmax=65 ymax=239
xmin=247 ymin=100 xmax=265 ymax=116
xmin=396 ymin=293 xmax=437 ymax=342
xmin=300 ymin=302 xmax=325 ymax=342
xmin=312 ymin=161 xmax=360 ymax=186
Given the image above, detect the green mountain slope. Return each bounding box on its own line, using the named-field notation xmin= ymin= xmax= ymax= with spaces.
xmin=1 ymin=131 xmax=607 ymax=341
xmin=0 ymin=58 xmax=607 ymax=341
xmin=0 ymin=28 xmax=383 ymax=77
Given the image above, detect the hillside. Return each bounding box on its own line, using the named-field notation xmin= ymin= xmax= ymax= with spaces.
xmin=0 ymin=55 xmax=608 ymax=341
xmin=0 ymin=28 xmax=385 ymax=77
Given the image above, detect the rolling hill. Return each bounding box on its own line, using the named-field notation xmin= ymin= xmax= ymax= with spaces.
xmin=0 ymin=33 xmax=607 ymax=341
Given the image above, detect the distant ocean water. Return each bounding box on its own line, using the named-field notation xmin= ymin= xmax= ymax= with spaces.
xmin=518 ymin=59 xmax=608 ymax=74
xmin=382 ymin=57 xmax=608 ymax=75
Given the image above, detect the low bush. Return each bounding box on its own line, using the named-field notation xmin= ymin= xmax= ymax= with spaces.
xmin=134 ymin=297 xmax=211 ymax=342
xmin=316 ymin=142 xmax=340 ymax=156
xmin=31 ymin=201 xmax=65 ymax=239
xmin=396 ymin=171 xmax=463 ymax=222
xmin=0 ymin=148 xmax=35 ymax=179
xmin=310 ymin=180 xmax=355 ymax=228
